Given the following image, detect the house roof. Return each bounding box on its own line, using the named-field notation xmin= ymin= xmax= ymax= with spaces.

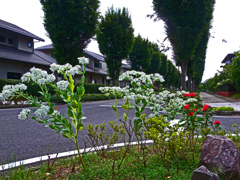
xmin=85 ymin=66 xmax=107 ymax=75
xmin=0 ymin=44 xmax=56 ymax=66
xmin=35 ymin=44 xmax=105 ymax=62
xmin=35 ymin=44 xmax=53 ymax=50
xmin=0 ymin=19 xmax=44 ymax=42
xmin=121 ymin=63 xmax=131 ymax=69
xmin=221 ymin=53 xmax=236 ymax=63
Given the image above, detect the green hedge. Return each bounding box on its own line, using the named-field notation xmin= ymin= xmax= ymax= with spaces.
xmin=76 ymin=83 xmax=112 ymax=94
xmin=0 ymin=79 xmax=42 ymax=96
xmin=39 ymin=94 xmax=118 ymax=103
xmin=215 ymin=106 xmax=235 ymax=111
xmin=0 ymin=79 xmax=55 ymax=96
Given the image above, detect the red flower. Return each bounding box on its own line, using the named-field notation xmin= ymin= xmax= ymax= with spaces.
xmin=189 ymin=93 xmax=196 ymax=97
xmin=184 ymin=104 xmax=190 ymax=110
xmin=183 ymin=94 xmax=189 ymax=97
xmin=214 ymin=120 xmax=221 ymax=125
xmin=203 ymin=104 xmax=210 ymax=111
xmin=188 ymin=112 xmax=194 ymax=116
xmin=194 ymin=108 xmax=198 ymax=111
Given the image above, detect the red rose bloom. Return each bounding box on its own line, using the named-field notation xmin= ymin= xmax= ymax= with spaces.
xmin=203 ymin=104 xmax=210 ymax=111
xmin=194 ymin=108 xmax=198 ymax=111
xmin=183 ymin=94 xmax=189 ymax=97
xmin=189 ymin=93 xmax=196 ymax=97
xmin=184 ymin=104 xmax=190 ymax=110
xmin=188 ymin=112 xmax=194 ymax=116
xmin=214 ymin=120 xmax=221 ymax=125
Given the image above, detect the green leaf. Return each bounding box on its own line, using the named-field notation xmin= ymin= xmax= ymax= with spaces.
xmin=135 ymin=112 xmax=141 ymax=117
xmin=77 ymin=85 xmax=85 ymax=96
xmin=71 ymin=100 xmax=78 ymax=108
xmin=67 ymin=105 xmax=74 ymax=118
xmin=81 ymin=75 xmax=85 ymax=84
xmin=77 ymin=103 xmax=82 ymax=120
xmin=77 ymin=123 xmax=84 ymax=131
xmin=123 ymin=113 xmax=128 ymax=120
xmin=62 ymin=134 xmax=70 ymax=138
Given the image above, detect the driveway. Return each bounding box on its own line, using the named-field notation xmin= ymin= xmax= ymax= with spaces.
xmin=200 ymin=92 xmax=240 ymax=111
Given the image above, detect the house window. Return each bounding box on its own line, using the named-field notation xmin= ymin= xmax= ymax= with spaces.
xmin=94 ymin=62 xmax=102 ymax=69
xmin=0 ymin=35 xmax=5 ymax=43
xmin=7 ymin=72 xmax=21 ymax=79
xmin=8 ymin=38 xmax=13 ymax=45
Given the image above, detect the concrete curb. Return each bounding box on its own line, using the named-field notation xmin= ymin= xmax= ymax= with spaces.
xmin=214 ymin=111 xmax=240 ymax=116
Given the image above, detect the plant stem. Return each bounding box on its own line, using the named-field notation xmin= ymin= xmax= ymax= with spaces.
xmin=75 ymin=137 xmax=85 ymax=170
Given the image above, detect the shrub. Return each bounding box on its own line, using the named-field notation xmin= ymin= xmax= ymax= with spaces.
xmin=40 ymin=94 xmax=118 ymax=103
xmin=215 ymin=106 xmax=235 ymax=111
xmin=0 ymin=79 xmax=55 ymax=96
xmin=75 ymin=83 xmax=112 ymax=94
xmin=231 ymin=93 xmax=240 ymax=99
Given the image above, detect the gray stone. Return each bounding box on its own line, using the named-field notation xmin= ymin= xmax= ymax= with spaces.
xmin=200 ymin=135 xmax=240 ymax=179
xmin=191 ymin=165 xmax=220 ymax=180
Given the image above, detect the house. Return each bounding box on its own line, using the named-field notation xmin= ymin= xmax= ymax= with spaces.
xmin=36 ymin=44 xmax=131 ymax=86
xmin=35 ymin=44 xmax=108 ymax=85
xmin=221 ymin=53 xmax=236 ymax=64
xmin=0 ymin=19 xmax=56 ymax=79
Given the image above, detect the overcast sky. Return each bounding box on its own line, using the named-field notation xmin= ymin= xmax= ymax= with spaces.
xmin=1 ymin=0 xmax=240 ymax=82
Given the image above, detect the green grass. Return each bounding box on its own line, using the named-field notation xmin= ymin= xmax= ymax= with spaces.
xmin=1 ymin=145 xmax=200 ymax=180
xmin=212 ymin=106 xmax=235 ymax=111
xmin=231 ymin=93 xmax=240 ymax=99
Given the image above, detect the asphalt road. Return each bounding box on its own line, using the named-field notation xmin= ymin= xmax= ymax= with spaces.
xmin=0 ymin=99 xmax=240 ymax=164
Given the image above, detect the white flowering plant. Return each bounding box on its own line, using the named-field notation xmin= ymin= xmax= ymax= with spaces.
xmin=0 ymin=57 xmax=90 ymax=169
xmin=99 ymin=71 xmax=213 ymax=143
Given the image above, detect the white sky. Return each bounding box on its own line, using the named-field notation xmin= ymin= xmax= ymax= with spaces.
xmin=1 ymin=0 xmax=240 ymax=82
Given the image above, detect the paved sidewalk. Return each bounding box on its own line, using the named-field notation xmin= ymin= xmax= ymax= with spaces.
xmin=200 ymin=92 xmax=240 ymax=111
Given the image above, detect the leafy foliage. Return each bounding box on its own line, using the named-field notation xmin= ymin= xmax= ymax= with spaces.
xmin=129 ymin=34 xmax=152 ymax=72
xmin=215 ymin=106 xmax=234 ymax=111
xmin=151 ymin=0 xmax=215 ymax=89
xmin=227 ymin=52 xmax=240 ymax=92
xmin=40 ymin=0 xmax=100 ymax=65
xmin=97 ymin=6 xmax=134 ymax=85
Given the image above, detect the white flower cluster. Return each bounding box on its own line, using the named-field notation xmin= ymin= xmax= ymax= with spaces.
xmin=3 ymin=84 xmax=27 ymax=91
xmin=78 ymin=57 xmax=89 ymax=65
xmin=66 ymin=65 xmax=81 ymax=76
xmin=52 ymin=110 xmax=60 ymax=116
xmin=119 ymin=70 xmax=164 ymax=84
xmin=184 ymin=98 xmax=198 ymax=104
xmin=57 ymin=80 xmax=69 ymax=90
xmin=18 ymin=109 xmax=31 ymax=120
xmin=21 ymin=67 xmax=56 ymax=85
xmin=99 ymin=86 xmax=129 ymax=96
xmin=50 ymin=63 xmax=73 ymax=73
xmin=35 ymin=104 xmax=50 ymax=119
xmin=50 ymin=63 xmax=82 ymax=76
xmin=0 ymin=84 xmax=27 ymax=101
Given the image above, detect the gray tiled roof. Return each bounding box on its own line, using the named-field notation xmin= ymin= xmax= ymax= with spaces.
xmin=35 ymin=44 xmax=53 ymax=50
xmin=85 ymin=66 xmax=107 ymax=75
xmin=0 ymin=44 xmax=56 ymax=66
xmin=35 ymin=44 xmax=105 ymax=62
xmin=221 ymin=53 xmax=235 ymax=63
xmin=84 ymin=50 xmax=105 ymax=62
xmin=0 ymin=19 xmax=44 ymax=42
